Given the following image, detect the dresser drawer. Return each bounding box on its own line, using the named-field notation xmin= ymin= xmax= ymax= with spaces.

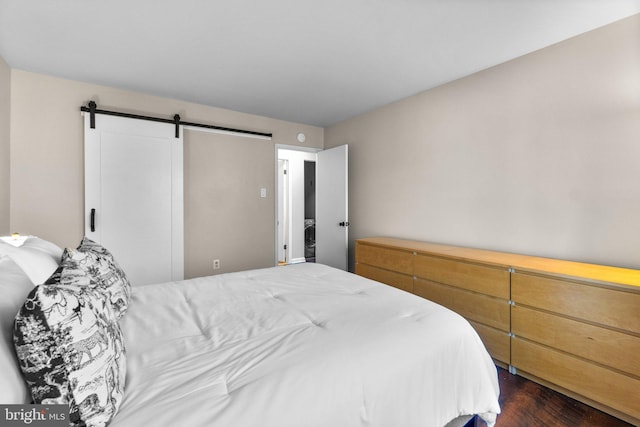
xmin=512 ymin=272 xmax=640 ymax=335
xmin=355 ymin=243 xmax=413 ymax=275
xmin=414 ymin=278 xmax=510 ymax=331
xmin=414 ymin=254 xmax=510 ymax=299
xmin=512 ymin=305 xmax=640 ymax=378
xmin=355 ymin=264 xmax=413 ymax=293
xmin=512 ymin=338 xmax=640 ymax=421
xmin=468 ymin=320 xmax=510 ymax=365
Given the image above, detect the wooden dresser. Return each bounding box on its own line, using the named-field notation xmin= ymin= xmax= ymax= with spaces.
xmin=355 ymin=237 xmax=640 ymax=425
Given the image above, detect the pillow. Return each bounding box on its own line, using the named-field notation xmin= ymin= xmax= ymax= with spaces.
xmin=57 ymin=248 xmax=131 ymax=320
xmin=76 ymin=237 xmax=117 ymax=264
xmin=0 ymin=256 xmax=34 ymax=404
xmin=0 ymin=234 xmax=28 ymax=247
xmin=73 ymin=238 xmax=131 ymax=318
xmin=13 ymin=276 xmax=126 ymax=427
xmin=22 ymin=236 xmax=65 ymax=264
xmin=0 ymin=237 xmax=62 ymax=284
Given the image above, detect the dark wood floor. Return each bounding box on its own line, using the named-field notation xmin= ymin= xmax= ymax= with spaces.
xmin=472 ymin=367 xmax=633 ymax=427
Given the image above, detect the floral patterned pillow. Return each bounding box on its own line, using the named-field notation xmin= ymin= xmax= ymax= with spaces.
xmin=56 ymin=248 xmax=131 ymax=320
xmin=76 ymin=237 xmax=117 ymax=265
xmin=13 ymin=279 xmax=126 ymax=427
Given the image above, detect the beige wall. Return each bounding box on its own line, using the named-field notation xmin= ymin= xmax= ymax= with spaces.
xmin=9 ymin=70 xmax=323 ymax=278
xmin=326 ymin=14 xmax=640 ymax=270
xmin=0 ymin=55 xmax=10 ymax=235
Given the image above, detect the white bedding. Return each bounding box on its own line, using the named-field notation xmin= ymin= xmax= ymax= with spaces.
xmin=114 ymin=263 xmax=500 ymax=427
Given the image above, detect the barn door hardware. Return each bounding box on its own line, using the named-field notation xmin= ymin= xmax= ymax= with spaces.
xmin=80 ymin=101 xmax=272 ymax=139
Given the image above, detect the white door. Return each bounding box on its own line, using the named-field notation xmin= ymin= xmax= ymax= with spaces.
xmin=84 ymin=114 xmax=183 ymax=286
xmin=316 ymin=145 xmax=348 ymax=270
xmin=277 ymin=159 xmax=289 ymax=264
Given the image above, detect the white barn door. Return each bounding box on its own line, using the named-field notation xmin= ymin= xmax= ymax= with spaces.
xmin=316 ymin=145 xmax=348 ymax=270
xmin=84 ymin=114 xmax=183 ymax=286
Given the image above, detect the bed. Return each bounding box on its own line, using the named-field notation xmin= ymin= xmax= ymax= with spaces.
xmin=2 ymin=236 xmax=500 ymax=427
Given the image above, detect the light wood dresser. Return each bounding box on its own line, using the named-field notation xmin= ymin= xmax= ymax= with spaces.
xmin=355 ymin=237 xmax=640 ymax=425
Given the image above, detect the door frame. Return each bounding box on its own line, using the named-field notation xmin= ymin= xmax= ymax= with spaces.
xmin=274 ymin=144 xmax=321 ymax=266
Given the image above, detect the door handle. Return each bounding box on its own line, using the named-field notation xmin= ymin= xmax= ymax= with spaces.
xmin=339 ymin=221 xmax=350 ymax=227
xmin=90 ymin=209 xmax=96 ymax=232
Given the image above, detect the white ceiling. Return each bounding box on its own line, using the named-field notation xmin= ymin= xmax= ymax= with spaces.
xmin=1 ymin=1 xmax=639 ymax=127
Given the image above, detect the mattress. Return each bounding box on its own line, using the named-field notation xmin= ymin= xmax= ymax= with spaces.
xmin=113 ymin=263 xmax=500 ymax=427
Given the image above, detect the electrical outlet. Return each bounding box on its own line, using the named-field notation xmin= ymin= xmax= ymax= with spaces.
xmin=213 ymin=259 xmax=221 ymax=270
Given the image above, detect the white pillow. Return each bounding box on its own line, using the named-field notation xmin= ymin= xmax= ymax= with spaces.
xmin=22 ymin=236 xmax=64 ymax=263
xmin=0 ymin=255 xmax=34 ymax=404
xmin=0 ymin=235 xmax=28 ymax=246
xmin=0 ymin=237 xmax=62 ymax=284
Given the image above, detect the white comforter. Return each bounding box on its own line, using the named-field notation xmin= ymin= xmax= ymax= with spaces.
xmin=114 ymin=263 xmax=500 ymax=427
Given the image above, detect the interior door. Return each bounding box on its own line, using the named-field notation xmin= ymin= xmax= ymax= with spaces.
xmin=277 ymin=159 xmax=289 ymax=264
xmin=316 ymin=144 xmax=348 ymax=270
xmin=84 ymin=114 xmax=183 ymax=286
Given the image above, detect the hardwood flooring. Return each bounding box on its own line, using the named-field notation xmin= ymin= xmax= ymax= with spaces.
xmin=473 ymin=367 xmax=633 ymax=427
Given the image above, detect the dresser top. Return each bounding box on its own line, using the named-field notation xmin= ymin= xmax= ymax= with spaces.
xmin=357 ymin=237 xmax=640 ymax=290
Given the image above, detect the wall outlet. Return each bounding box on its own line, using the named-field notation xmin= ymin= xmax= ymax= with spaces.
xmin=213 ymin=259 xmax=221 ymax=270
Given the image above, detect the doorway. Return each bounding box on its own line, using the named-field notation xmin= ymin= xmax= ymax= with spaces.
xmin=304 ymin=160 xmax=316 ymax=263
xmin=276 ymin=148 xmax=318 ymax=265
xmin=275 ymin=145 xmax=349 ymax=270
xmin=277 ymin=158 xmax=289 ymax=264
